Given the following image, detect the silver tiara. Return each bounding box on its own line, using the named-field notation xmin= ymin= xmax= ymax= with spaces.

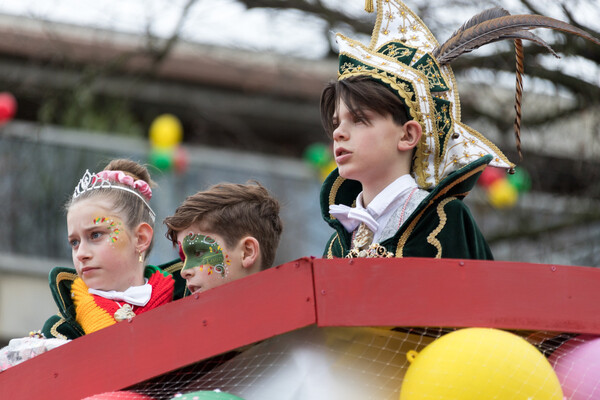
xmin=72 ymin=170 xmax=156 ymax=222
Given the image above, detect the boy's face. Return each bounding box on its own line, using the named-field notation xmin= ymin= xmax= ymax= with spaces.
xmin=176 ymin=223 xmax=247 ymax=295
xmin=332 ymin=100 xmax=408 ymax=188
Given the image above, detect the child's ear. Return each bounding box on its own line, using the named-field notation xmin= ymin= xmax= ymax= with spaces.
xmin=397 ymin=120 xmax=422 ymax=151
xmin=135 ymin=223 xmax=154 ymax=254
xmin=240 ymin=236 xmax=260 ymax=270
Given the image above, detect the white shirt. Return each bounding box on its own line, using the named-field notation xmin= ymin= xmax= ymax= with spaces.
xmin=329 ymin=174 xmax=428 ymax=243
xmin=88 ymin=278 xmax=152 ymax=307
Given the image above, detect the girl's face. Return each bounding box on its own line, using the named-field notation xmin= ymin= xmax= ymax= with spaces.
xmin=67 ymin=198 xmax=144 ymax=291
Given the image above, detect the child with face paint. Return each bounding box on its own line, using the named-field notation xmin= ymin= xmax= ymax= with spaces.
xmin=40 ymin=159 xmax=186 ymax=340
xmin=164 ymin=181 xmax=283 ymax=295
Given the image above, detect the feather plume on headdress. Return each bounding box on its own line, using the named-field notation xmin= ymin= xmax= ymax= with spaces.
xmin=336 ymin=0 xmax=600 ymax=188
xmin=433 ymin=7 xmax=600 ymax=162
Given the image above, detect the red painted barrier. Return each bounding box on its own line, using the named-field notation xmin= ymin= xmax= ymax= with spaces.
xmin=1 ymin=257 xmax=599 ymax=399
xmin=313 ymin=258 xmax=600 ymax=333
xmin=0 ymin=258 xmax=316 ymax=400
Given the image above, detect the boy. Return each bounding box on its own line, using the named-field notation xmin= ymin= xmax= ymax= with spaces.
xmin=321 ymin=1 xmax=598 ymax=260
xmin=319 ymin=0 xmax=520 ymax=260
xmin=164 ymin=181 xmax=282 ymax=294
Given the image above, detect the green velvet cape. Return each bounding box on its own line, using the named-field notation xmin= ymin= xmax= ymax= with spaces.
xmin=41 ymin=259 xmax=186 ymax=340
xmin=320 ymin=155 xmax=493 ymax=260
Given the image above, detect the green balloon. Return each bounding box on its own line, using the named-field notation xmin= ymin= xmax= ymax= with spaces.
xmin=303 ymin=142 xmax=331 ymax=168
xmin=149 ymin=148 xmax=174 ymax=171
xmin=507 ymin=167 xmax=531 ymax=193
xmin=171 ymin=391 xmax=245 ymax=400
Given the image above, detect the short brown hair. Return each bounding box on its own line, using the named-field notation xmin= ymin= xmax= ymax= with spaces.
xmin=320 ymin=75 xmax=410 ymax=137
xmin=164 ymin=181 xmax=282 ymax=269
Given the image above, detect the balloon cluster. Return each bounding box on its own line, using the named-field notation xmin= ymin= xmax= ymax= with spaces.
xmin=0 ymin=92 xmax=17 ymax=126
xmin=478 ymin=166 xmax=531 ymax=208
xmin=400 ymin=328 xmax=600 ymax=400
xmin=400 ymin=328 xmax=563 ymax=399
xmin=303 ymin=142 xmax=337 ymax=181
xmin=149 ymin=114 xmax=188 ymax=173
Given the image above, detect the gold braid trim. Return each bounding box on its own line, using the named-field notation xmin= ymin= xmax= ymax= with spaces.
xmin=327 ymin=234 xmax=342 ymax=259
xmin=164 ymin=261 xmax=183 ymax=274
xmin=50 ymin=313 xmax=68 ymax=340
xmin=328 ymin=176 xmax=346 ymax=217
xmin=396 ymin=204 xmax=427 ymax=258
xmin=55 ymin=271 xmax=78 ymax=310
xmin=445 ymin=65 xmax=461 ymax=121
xmin=427 ymin=197 xmax=455 ymax=258
xmin=72 ymin=278 xmax=116 ymax=334
xmin=395 ymin=162 xmax=487 ymax=256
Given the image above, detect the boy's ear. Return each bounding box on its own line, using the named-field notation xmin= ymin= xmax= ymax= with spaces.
xmin=135 ymin=223 xmax=154 ymax=254
xmin=397 ymin=120 xmax=422 ymax=151
xmin=240 ymin=236 xmax=260 ymax=270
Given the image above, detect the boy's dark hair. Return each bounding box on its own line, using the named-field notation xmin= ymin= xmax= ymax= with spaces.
xmin=164 ymin=182 xmax=283 ymax=269
xmin=320 ymin=76 xmax=410 ymax=137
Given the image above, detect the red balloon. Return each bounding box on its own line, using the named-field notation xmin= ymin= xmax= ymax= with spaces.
xmin=478 ymin=166 xmax=506 ymax=188
xmin=0 ymin=92 xmax=17 ymax=123
xmin=174 ymin=145 xmax=189 ymax=174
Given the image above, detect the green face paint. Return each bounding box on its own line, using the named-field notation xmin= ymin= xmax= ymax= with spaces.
xmin=180 ymin=233 xmax=230 ymax=277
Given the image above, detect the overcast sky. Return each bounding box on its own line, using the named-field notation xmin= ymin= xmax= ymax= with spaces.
xmin=0 ymin=0 xmax=350 ymax=58
xmin=0 ymin=0 xmax=597 ymax=73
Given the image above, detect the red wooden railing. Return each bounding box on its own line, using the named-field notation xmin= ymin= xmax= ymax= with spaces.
xmin=1 ymin=257 xmax=599 ymax=399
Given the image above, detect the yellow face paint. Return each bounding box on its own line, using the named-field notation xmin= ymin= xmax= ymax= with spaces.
xmin=93 ymin=217 xmax=123 ymax=244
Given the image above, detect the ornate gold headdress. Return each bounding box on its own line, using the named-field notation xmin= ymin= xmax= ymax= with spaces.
xmin=338 ymin=0 xmax=600 ymax=188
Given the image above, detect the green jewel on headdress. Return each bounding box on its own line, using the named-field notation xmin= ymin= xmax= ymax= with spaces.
xmin=338 ymin=0 xmax=600 ymax=189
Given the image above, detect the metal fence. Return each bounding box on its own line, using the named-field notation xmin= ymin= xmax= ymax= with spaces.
xmin=0 ymin=121 xmax=330 ymax=274
xmin=1 ymin=120 xmax=599 ymax=275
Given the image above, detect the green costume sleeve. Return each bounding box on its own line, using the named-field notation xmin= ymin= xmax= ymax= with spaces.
xmin=323 ymin=233 xmax=345 ymax=259
xmin=41 ymin=267 xmax=84 ymax=340
xmin=431 ymin=199 xmax=493 ymax=260
xmin=42 ymin=312 xmax=82 ymax=340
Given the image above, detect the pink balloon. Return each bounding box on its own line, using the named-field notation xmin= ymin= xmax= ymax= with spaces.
xmin=548 ymin=335 xmax=600 ymax=399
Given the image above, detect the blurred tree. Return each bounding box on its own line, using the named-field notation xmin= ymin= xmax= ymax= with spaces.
xmin=36 ymin=0 xmax=200 ymax=137
xmin=234 ymin=0 xmax=600 ymax=133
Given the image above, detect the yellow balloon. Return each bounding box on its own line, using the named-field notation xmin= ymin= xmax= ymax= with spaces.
xmin=400 ymin=328 xmax=563 ymax=400
xmin=319 ymin=160 xmax=338 ymax=181
xmin=488 ymin=178 xmax=518 ymax=208
xmin=149 ymin=114 xmax=183 ymax=149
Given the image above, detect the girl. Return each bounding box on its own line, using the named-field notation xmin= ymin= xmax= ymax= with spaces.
xmin=42 ymin=159 xmax=184 ymax=340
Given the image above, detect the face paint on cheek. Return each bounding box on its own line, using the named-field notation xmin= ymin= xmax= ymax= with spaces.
xmin=181 ymin=234 xmax=229 ymax=278
xmin=94 ymin=217 xmax=123 ymax=244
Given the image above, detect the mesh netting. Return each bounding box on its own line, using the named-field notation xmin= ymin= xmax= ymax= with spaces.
xmin=80 ymin=326 xmax=599 ymax=400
